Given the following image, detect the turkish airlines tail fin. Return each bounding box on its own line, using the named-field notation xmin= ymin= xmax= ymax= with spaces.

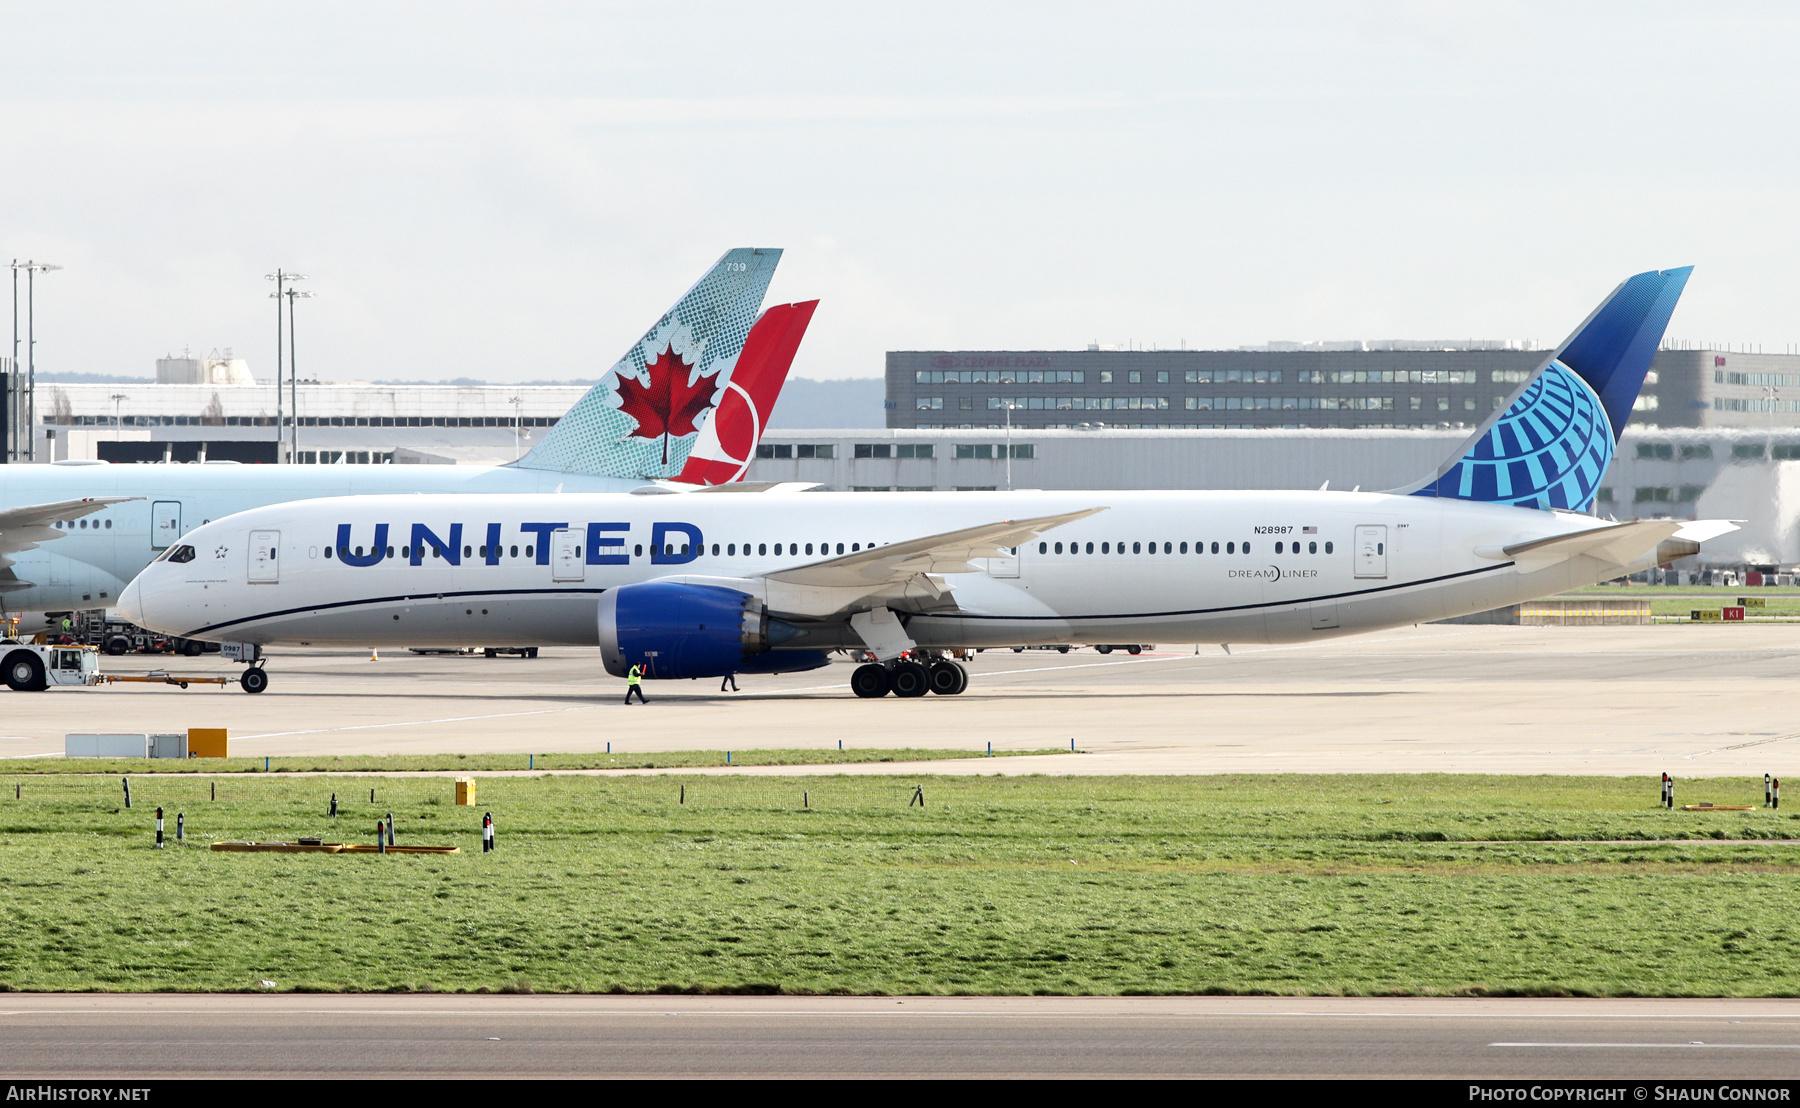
xmin=513 ymin=248 xmax=781 ymax=479
xmin=675 ymin=300 xmax=818 ymax=486
xmin=1401 ymin=266 xmax=1692 ymax=512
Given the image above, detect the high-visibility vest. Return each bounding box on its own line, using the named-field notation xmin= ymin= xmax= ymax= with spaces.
xmin=627 ymin=665 xmax=642 ymax=685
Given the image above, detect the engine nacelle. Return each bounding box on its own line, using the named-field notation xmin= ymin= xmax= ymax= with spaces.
xmin=597 ymin=581 xmax=776 ymax=679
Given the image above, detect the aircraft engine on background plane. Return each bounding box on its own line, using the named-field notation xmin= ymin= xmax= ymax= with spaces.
xmin=595 ymin=580 xmax=827 ymax=679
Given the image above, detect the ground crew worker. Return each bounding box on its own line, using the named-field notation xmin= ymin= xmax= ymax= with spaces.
xmin=60 ymin=616 xmax=74 ymax=643
xmin=721 ymin=671 xmax=739 ymax=692
xmin=625 ymin=663 xmax=646 ymax=704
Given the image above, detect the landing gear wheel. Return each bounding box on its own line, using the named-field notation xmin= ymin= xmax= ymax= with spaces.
xmin=241 ymin=667 xmax=269 ymax=695
xmin=927 ymin=661 xmax=962 ymax=695
xmin=1094 ymin=645 xmax=1113 ymax=655
xmin=889 ymin=661 xmax=929 ymax=698
xmin=4 ymin=652 xmax=46 ymax=691
xmin=851 ymin=663 xmax=891 ymax=698
xmin=1127 ymin=645 xmax=1143 ymax=655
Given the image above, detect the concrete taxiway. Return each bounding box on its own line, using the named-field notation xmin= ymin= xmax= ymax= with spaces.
xmin=4 ymin=996 xmax=1800 ymax=1079
xmin=2 ymin=623 xmax=1797 ymax=776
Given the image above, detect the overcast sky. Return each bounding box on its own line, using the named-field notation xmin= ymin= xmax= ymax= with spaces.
xmin=3 ymin=2 xmax=1798 ymax=383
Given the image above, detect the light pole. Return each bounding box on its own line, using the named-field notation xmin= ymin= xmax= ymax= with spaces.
xmin=998 ymin=376 xmax=1018 ymax=491
xmin=509 ymin=395 xmax=524 ymax=459
xmin=265 ymin=270 xmax=307 ymax=462
xmin=110 ymin=393 xmax=127 ymax=443
xmin=284 ymin=287 xmax=315 ymax=463
xmin=11 ymin=260 xmax=62 ymax=461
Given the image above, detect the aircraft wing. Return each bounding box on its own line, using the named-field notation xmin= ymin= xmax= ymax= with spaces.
xmin=0 ymin=497 xmax=139 ymax=569
xmin=761 ymin=508 xmax=1106 ymax=596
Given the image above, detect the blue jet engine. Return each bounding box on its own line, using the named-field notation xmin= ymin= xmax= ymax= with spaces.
xmin=595 ymin=581 xmax=826 ymax=679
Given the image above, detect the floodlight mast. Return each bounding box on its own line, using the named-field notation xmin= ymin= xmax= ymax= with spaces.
xmin=265 ymin=270 xmax=307 ymax=462
xmin=285 ymin=287 xmax=315 ymax=462
xmin=10 ymin=261 xmax=63 ymax=461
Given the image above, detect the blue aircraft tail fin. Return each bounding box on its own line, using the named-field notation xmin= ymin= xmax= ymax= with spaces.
xmin=1404 ymin=267 xmax=1691 ymax=512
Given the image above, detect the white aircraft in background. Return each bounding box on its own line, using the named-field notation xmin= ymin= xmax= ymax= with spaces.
xmin=0 ymin=248 xmax=814 ymax=640
xmin=113 ymin=267 xmax=1731 ymax=700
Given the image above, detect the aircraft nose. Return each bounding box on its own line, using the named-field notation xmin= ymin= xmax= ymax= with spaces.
xmin=115 ymin=575 xmax=147 ymax=627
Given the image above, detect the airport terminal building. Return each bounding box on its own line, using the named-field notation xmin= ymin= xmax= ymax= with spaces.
xmin=12 ymin=344 xmax=1800 ymax=571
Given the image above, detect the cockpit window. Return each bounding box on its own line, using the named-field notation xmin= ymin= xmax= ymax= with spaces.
xmin=162 ymin=544 xmax=196 ymax=564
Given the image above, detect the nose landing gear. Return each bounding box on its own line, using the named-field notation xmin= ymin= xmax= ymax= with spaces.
xmin=240 ymin=667 xmax=269 ymax=694
xmin=850 ymin=655 xmax=969 ymax=698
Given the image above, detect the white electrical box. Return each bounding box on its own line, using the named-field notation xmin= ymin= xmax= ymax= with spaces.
xmin=148 ymin=733 xmax=188 ymax=759
xmin=66 ymin=733 xmax=149 ymax=757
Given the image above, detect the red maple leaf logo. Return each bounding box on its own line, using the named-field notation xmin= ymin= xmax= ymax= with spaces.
xmin=616 ymin=344 xmax=715 ymax=465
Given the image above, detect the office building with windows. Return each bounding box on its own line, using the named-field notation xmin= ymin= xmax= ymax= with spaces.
xmin=886 ymin=345 xmax=1800 ymax=432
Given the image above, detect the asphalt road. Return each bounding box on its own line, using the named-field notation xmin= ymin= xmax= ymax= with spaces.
xmin=5 ymin=996 xmax=1800 ymax=1079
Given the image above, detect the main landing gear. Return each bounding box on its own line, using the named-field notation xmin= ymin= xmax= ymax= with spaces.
xmin=851 ymin=657 xmax=969 ymax=699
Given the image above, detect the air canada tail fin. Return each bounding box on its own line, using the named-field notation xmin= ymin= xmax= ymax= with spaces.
xmin=675 ymin=300 xmax=818 ymax=486
xmin=1404 ymin=266 xmax=1692 ymax=512
xmin=514 ymin=248 xmax=781 ymax=479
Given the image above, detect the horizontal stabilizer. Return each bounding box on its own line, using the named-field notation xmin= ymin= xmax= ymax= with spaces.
xmin=1477 ymin=518 xmax=1737 ymax=569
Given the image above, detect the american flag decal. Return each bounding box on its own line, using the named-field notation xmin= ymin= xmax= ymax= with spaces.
xmin=1302 ymin=526 xmax=1317 ymax=534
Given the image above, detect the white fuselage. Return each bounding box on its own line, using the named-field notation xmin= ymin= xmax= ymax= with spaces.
xmin=120 ymin=489 xmax=1643 ymax=650
xmin=0 ymin=463 xmax=653 ymax=621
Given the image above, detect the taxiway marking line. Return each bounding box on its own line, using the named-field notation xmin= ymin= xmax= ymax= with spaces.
xmin=1491 ymin=1042 xmax=1800 ymax=1049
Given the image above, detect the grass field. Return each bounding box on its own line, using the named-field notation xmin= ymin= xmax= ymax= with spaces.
xmin=0 ymin=748 xmax=1068 ymax=776
xmin=3 ymin=772 xmax=1799 ymax=996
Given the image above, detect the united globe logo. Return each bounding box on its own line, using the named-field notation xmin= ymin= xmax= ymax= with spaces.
xmin=1418 ymin=360 xmax=1614 ymax=511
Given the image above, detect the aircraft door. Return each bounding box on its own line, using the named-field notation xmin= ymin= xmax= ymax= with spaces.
xmin=1354 ymin=525 xmax=1387 ymax=579
xmin=985 ymin=545 xmax=1020 ymax=578
xmin=151 ymin=501 xmax=182 ymax=550
xmin=551 ymin=528 xmax=585 ymax=582
xmin=248 ymin=530 xmax=280 ymax=583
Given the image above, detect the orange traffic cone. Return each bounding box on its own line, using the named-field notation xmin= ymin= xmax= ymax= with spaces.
xmin=369 ymin=648 xmax=379 ymax=661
